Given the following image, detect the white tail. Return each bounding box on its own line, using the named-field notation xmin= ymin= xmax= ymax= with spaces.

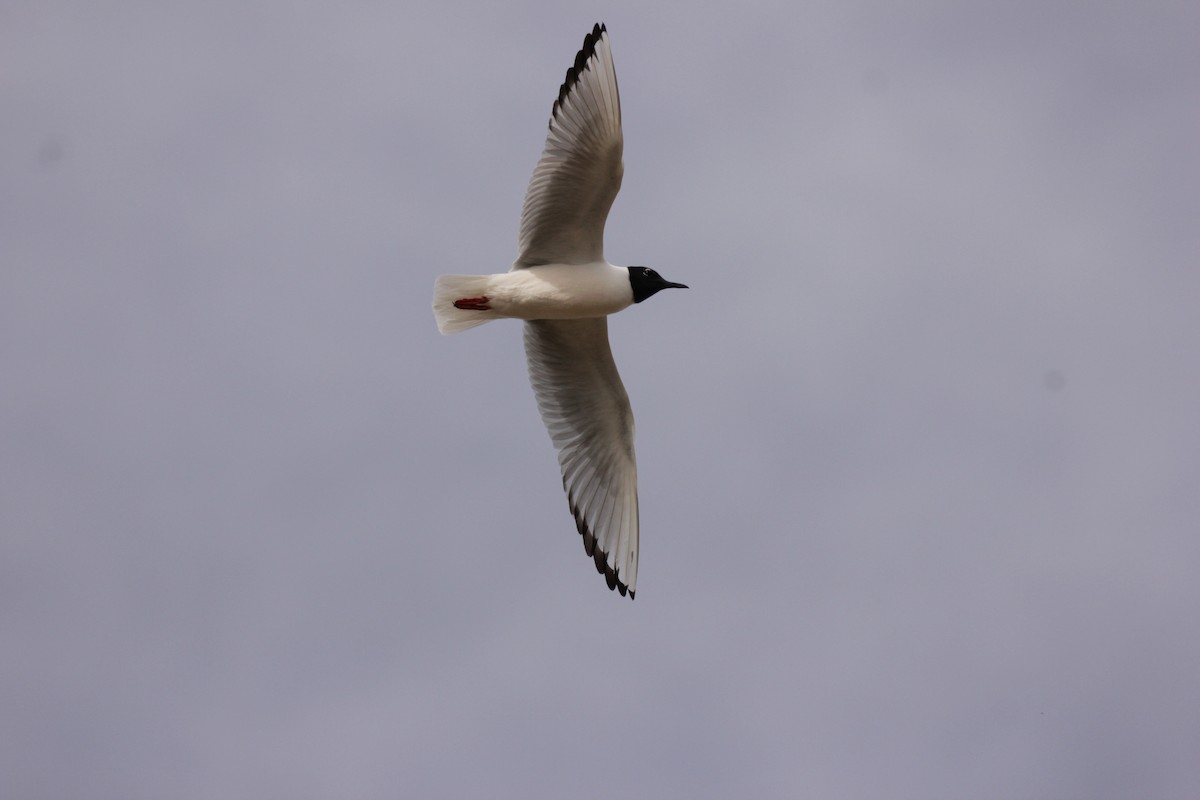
xmin=432 ymin=274 xmax=500 ymax=334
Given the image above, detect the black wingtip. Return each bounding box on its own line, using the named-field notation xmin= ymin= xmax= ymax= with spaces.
xmin=550 ymin=23 xmax=608 ymax=128
xmin=571 ymin=499 xmax=634 ymax=600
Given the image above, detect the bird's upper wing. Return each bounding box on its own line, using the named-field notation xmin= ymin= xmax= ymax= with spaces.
xmin=524 ymin=318 xmax=638 ymax=597
xmin=514 ymin=23 xmax=623 ymax=269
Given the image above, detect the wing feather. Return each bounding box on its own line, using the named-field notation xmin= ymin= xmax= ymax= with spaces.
xmin=524 ymin=318 xmax=639 ymax=597
xmin=514 ymin=24 xmax=623 ymax=268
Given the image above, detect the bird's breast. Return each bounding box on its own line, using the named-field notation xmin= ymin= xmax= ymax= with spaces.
xmin=490 ymin=263 xmax=632 ymax=320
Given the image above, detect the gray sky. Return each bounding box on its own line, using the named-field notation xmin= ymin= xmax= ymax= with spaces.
xmin=3 ymin=2 xmax=1198 ymax=797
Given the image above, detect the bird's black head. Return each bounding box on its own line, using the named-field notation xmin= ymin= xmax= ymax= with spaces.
xmin=627 ymin=266 xmax=689 ymax=303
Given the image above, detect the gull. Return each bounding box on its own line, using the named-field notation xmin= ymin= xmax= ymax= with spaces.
xmin=432 ymin=23 xmax=687 ymax=598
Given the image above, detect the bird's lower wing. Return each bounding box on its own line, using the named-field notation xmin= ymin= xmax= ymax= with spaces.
xmin=524 ymin=318 xmax=639 ymax=597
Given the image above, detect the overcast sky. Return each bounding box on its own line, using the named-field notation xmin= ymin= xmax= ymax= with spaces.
xmin=3 ymin=2 xmax=1199 ymax=798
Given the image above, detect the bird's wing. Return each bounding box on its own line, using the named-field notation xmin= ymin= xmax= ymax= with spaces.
xmin=524 ymin=318 xmax=639 ymax=597
xmin=514 ymin=23 xmax=623 ymax=269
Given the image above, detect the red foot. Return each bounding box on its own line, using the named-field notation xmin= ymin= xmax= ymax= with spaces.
xmin=453 ymin=296 xmax=491 ymax=310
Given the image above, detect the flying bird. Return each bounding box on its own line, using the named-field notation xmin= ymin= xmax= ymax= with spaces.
xmin=432 ymin=23 xmax=687 ymax=598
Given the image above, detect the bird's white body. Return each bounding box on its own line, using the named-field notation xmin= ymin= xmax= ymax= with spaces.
xmin=433 ymin=262 xmax=632 ymax=333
